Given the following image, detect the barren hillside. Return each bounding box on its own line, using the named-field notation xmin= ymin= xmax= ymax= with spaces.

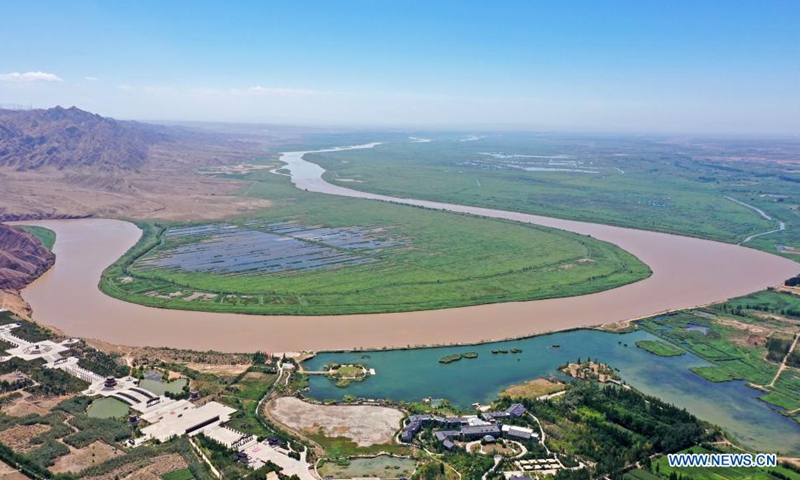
xmin=0 ymin=225 xmax=55 ymax=291
xmin=0 ymin=106 xmax=279 ymax=221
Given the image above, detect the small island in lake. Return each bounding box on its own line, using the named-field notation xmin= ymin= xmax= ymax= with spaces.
xmin=326 ymin=363 xmax=370 ymax=387
xmin=560 ymin=359 xmax=621 ymax=384
xmin=439 ymin=351 xmax=479 ymax=364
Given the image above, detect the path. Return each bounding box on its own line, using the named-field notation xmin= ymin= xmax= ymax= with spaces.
xmin=768 ymin=332 xmax=800 ymax=388
xmin=725 ymin=195 xmax=787 ymax=244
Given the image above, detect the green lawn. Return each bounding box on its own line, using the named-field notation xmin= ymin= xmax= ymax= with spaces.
xmin=17 ymin=225 xmax=56 ymax=250
xmin=635 ymin=340 xmax=685 ymax=357
xmin=99 ymin=166 xmax=650 ymax=315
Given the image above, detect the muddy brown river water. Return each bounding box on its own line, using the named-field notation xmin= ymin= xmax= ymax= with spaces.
xmin=15 ymin=144 xmax=799 ymax=353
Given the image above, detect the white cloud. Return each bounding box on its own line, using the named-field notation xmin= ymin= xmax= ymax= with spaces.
xmin=84 ymin=76 xmax=99 ymax=81
xmin=0 ymin=71 xmax=63 ymax=83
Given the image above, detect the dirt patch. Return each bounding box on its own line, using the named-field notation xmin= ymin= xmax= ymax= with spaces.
xmin=0 ymin=460 xmax=28 ymax=480
xmin=500 ymin=378 xmax=565 ymax=399
xmin=268 ymin=397 xmax=404 ymax=447
xmin=1 ymin=393 xmax=71 ymax=417
xmin=84 ymin=453 xmax=187 ymax=480
xmin=0 ymin=424 xmax=51 ymax=453
xmin=184 ymin=363 xmax=251 ymax=378
xmin=51 ymin=441 xmax=124 ymax=474
xmin=243 ymin=371 xmax=268 ymax=381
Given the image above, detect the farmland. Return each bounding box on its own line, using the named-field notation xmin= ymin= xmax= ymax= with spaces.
xmin=99 ymin=164 xmax=650 ymax=315
xmin=306 ymin=134 xmax=800 ymax=260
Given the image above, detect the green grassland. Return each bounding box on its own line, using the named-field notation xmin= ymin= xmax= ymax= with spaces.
xmin=635 ymin=340 xmax=685 ymax=357
xmin=640 ymin=291 xmax=800 ymax=414
xmin=99 ymin=165 xmax=650 ymax=315
xmin=305 ymin=134 xmax=800 ymax=260
xmin=18 ymin=225 xmax=56 ymax=250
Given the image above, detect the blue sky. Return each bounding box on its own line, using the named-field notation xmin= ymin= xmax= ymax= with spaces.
xmin=1 ymin=1 xmax=799 ymax=133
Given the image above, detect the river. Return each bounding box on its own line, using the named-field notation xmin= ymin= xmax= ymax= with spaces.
xmin=14 ymin=143 xmax=798 ymax=353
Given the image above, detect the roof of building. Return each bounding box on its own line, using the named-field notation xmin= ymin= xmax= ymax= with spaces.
xmin=140 ymin=401 xmax=236 ymax=442
xmin=434 ymin=430 xmax=459 ymax=441
xmin=443 ymin=439 xmax=455 ymax=450
xmin=409 ymin=414 xmax=432 ymax=423
xmin=506 ymin=403 xmax=527 ymax=417
xmin=481 ymin=411 xmax=511 ymax=421
xmin=502 ymin=424 xmax=536 ymax=439
xmin=461 ymin=425 xmax=502 ymax=436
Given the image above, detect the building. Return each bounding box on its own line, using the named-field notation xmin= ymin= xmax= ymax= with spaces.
xmin=140 ymin=401 xmax=237 ymax=442
xmin=501 ymin=424 xmax=537 ymax=441
xmin=460 ymin=425 xmax=502 ymax=441
xmin=506 ymin=403 xmax=527 ymax=417
xmin=400 ymin=421 xmax=422 ymax=443
xmin=442 ymin=438 xmax=456 ymax=451
xmin=482 ymin=411 xmax=511 ymax=421
xmin=434 ymin=430 xmax=459 ymax=442
xmin=408 ymin=414 xmax=433 ymax=425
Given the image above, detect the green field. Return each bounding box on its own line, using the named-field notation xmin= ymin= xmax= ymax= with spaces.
xmin=162 ymin=469 xmax=195 ymax=480
xmin=304 ymin=135 xmax=800 ymax=260
xmin=17 ymin=225 xmax=56 ymax=250
xmin=99 ymin=164 xmax=650 ymax=315
xmin=635 ymin=340 xmax=686 ymax=357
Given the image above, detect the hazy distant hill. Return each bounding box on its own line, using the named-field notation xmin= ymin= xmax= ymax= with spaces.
xmin=0 ymin=106 xmax=167 ymax=172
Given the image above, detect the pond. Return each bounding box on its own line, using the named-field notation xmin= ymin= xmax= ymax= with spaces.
xmin=87 ymin=397 xmax=129 ymax=419
xmin=139 ymin=378 xmax=188 ymax=396
xmin=305 ymin=329 xmax=800 ymax=455
xmin=318 ymin=455 xmax=416 ymax=479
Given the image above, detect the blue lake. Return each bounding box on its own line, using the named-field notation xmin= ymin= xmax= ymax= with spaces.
xmin=305 ymin=329 xmax=800 ymax=455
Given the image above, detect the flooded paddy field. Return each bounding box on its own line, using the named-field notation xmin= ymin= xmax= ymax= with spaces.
xmin=136 ymin=221 xmax=401 ymax=275
xmin=305 ymin=329 xmax=800 ymax=455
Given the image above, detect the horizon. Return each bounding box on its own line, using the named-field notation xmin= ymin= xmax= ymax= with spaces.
xmin=2 ymin=1 xmax=799 ymax=134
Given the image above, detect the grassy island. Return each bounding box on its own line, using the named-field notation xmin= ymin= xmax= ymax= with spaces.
xmin=439 ymin=352 xmax=479 ymax=364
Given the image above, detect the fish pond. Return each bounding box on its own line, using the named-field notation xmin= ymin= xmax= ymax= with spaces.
xmin=305 ymin=329 xmax=800 ymax=455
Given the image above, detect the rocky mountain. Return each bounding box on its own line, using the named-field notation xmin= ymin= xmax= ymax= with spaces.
xmin=0 ymin=106 xmax=167 ymax=172
xmin=0 ymin=224 xmax=55 ymax=291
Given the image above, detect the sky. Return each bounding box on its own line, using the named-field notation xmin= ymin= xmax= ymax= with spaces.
xmin=1 ymin=1 xmax=799 ymax=134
